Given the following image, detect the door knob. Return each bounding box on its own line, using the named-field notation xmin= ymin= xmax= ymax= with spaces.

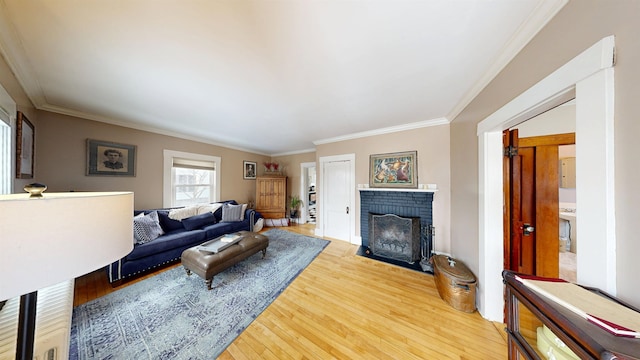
xmin=523 ymin=224 xmax=535 ymax=236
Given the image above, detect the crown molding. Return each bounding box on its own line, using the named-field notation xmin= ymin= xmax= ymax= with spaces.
xmin=0 ymin=1 xmax=47 ymax=108
xmin=270 ymin=148 xmax=317 ymax=157
xmin=39 ymin=103 xmax=272 ymax=156
xmin=313 ymin=117 xmax=450 ymax=146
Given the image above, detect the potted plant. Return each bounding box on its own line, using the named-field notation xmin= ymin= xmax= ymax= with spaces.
xmin=289 ymin=195 xmax=304 ymax=219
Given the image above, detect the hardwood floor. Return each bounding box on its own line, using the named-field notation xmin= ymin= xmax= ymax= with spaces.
xmin=74 ymin=225 xmax=507 ymax=359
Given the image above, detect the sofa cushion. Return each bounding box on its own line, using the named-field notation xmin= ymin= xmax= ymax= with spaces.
xmin=182 ymin=212 xmax=217 ymax=230
xmin=221 ymin=203 xmax=244 ymax=222
xmin=133 ymin=211 xmax=164 ymax=244
xmin=203 ymin=220 xmax=247 ymax=239
xmin=126 ymin=229 xmax=207 ymax=261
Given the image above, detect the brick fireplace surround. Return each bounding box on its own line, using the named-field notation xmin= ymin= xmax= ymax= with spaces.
xmin=358 ymin=188 xmax=434 ymax=271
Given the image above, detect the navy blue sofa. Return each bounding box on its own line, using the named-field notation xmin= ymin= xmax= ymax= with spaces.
xmin=106 ymin=200 xmax=262 ymax=284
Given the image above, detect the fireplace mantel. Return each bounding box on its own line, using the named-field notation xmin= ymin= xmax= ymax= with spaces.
xmin=357 ymin=186 xmax=437 ymax=193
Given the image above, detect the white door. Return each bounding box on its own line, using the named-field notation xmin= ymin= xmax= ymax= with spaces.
xmin=323 ymin=160 xmax=351 ymax=241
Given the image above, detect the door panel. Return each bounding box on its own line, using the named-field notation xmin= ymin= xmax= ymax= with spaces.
xmin=323 ymin=160 xmax=350 ymax=241
xmin=256 ymin=178 xmax=270 ymax=209
xmin=518 ymin=146 xmax=536 ymax=275
xmin=534 ymin=145 xmax=559 ymax=278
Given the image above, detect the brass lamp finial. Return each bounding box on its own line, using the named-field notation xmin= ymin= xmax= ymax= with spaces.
xmin=24 ymin=183 xmax=47 ymax=198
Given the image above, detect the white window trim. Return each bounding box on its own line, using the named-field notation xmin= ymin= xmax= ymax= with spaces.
xmin=163 ymin=149 xmax=221 ymax=208
xmin=0 ymin=83 xmax=16 ymax=194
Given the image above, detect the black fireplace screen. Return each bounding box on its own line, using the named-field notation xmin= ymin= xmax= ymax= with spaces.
xmin=368 ymin=213 xmax=420 ymax=263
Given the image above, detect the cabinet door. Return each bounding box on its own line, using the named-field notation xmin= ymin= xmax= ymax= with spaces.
xmin=256 ymin=178 xmax=271 ymax=209
xmin=272 ymin=178 xmax=286 ymax=211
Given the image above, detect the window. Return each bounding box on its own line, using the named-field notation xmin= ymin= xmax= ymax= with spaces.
xmin=163 ymin=150 xmax=221 ymax=208
xmin=172 ymin=158 xmax=214 ymax=206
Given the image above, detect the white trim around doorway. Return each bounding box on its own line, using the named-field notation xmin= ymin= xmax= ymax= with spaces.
xmin=476 ymin=36 xmax=615 ymax=321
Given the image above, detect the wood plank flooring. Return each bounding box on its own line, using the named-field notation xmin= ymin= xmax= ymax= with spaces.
xmin=74 ymin=225 xmax=507 ymax=359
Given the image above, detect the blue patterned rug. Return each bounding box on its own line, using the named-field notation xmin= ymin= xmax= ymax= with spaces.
xmin=69 ymin=229 xmax=329 ymax=359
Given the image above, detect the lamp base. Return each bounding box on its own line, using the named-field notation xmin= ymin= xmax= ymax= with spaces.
xmin=16 ymin=291 xmax=37 ymax=360
xmin=23 ymin=183 xmax=47 ymax=198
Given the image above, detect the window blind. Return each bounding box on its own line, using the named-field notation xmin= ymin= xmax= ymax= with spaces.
xmin=172 ymin=157 xmax=216 ymax=171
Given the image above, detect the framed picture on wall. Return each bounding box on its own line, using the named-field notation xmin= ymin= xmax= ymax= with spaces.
xmin=243 ymin=161 xmax=257 ymax=179
xmin=16 ymin=111 xmax=35 ymax=179
xmin=86 ymin=139 xmax=136 ymax=176
xmin=369 ymin=150 xmax=418 ymax=188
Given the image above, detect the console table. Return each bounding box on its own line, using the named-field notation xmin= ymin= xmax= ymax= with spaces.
xmin=503 ymin=270 xmax=640 ymax=359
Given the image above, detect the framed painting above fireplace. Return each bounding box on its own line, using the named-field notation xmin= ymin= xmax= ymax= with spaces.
xmin=369 ymin=150 xmax=417 ymax=188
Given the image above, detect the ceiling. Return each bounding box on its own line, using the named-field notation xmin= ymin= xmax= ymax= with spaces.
xmin=0 ymin=0 xmax=566 ymax=155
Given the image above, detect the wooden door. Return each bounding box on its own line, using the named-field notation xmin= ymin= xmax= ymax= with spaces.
xmin=504 ymin=130 xmax=574 ymax=277
xmin=504 ymin=129 xmax=532 ymax=274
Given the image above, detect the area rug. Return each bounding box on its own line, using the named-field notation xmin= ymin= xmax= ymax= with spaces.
xmin=69 ymin=229 xmax=329 ymax=359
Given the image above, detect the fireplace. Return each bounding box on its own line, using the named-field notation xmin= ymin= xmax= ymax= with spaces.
xmin=359 ymin=189 xmax=434 ymax=271
xmin=369 ymin=213 xmax=420 ymax=263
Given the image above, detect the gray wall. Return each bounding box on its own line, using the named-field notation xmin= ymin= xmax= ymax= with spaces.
xmin=450 ymin=0 xmax=640 ymax=307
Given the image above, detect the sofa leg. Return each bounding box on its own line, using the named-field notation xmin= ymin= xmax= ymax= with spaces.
xmin=261 ymin=249 xmax=267 ymax=259
xmin=109 ymin=279 xmax=123 ymax=288
xmin=205 ymin=278 xmax=213 ymax=290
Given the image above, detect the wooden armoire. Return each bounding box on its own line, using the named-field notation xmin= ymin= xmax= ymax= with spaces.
xmin=255 ymin=175 xmax=287 ymax=219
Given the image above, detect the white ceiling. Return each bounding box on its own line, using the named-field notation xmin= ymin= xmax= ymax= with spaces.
xmin=0 ymin=0 xmax=565 ymax=155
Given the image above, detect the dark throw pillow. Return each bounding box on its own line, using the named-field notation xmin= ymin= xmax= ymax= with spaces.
xmin=157 ymin=210 xmax=184 ymax=232
xmin=182 ymin=212 xmax=217 ymax=231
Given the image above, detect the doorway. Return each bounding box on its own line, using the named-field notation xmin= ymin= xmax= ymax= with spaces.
xmin=558 ymin=144 xmax=577 ymax=282
xmin=477 ymin=36 xmax=615 ymax=321
xmin=300 ymin=162 xmax=316 ymax=224
xmin=505 ymin=100 xmax=577 ymax=281
xmin=504 ymin=129 xmax=575 ymax=279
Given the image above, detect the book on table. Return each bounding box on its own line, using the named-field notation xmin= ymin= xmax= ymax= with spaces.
xmin=198 ymin=233 xmax=242 ymax=254
xmin=515 ymin=274 xmax=640 ymax=339
xmin=220 ymin=234 xmax=240 ymax=243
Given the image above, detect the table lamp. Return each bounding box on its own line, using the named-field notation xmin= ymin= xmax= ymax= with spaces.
xmin=0 ymin=186 xmax=133 ymax=360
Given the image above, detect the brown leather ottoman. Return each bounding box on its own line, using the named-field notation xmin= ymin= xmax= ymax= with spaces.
xmin=181 ymin=231 xmax=269 ymax=290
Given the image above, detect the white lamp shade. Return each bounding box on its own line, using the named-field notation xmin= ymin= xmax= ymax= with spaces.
xmin=0 ymin=192 xmax=134 ymax=301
